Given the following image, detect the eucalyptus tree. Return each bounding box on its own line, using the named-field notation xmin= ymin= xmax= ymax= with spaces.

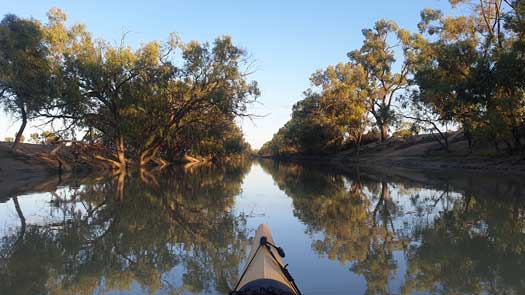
xmin=63 ymin=39 xmax=164 ymax=169
xmin=37 ymin=9 xmax=258 ymax=168
xmin=289 ymin=91 xmax=345 ymax=154
xmin=411 ymin=1 xmax=525 ymax=152
xmin=493 ymin=0 xmax=525 ymax=151
xmin=311 ymin=62 xmax=369 ymax=156
xmin=347 ymin=20 xmax=414 ymax=142
xmin=0 ymin=14 xmax=54 ymax=151
xmin=135 ymin=36 xmax=259 ymax=166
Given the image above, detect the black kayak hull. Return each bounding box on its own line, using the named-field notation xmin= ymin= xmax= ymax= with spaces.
xmin=237 ymin=278 xmax=296 ymax=295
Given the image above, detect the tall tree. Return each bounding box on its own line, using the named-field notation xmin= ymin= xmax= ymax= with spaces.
xmin=0 ymin=15 xmax=53 ymax=151
xmin=311 ymin=62 xmax=369 ymax=156
xmin=408 ymin=8 xmax=481 ymax=151
xmin=40 ymin=9 xmax=259 ymax=168
xmin=411 ymin=1 xmax=525 ymax=152
xmin=348 ymin=20 xmax=413 ymax=142
xmin=134 ymin=36 xmax=259 ymax=166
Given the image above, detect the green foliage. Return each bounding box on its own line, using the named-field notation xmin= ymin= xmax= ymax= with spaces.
xmin=40 ymin=131 xmax=59 ymax=144
xmin=260 ymin=18 xmax=414 ymax=157
xmin=0 ymin=14 xmax=54 ymax=151
xmin=185 ymin=117 xmax=252 ymax=158
xmin=407 ymin=0 xmax=525 ymax=153
xmin=311 ymin=62 xmax=369 ymax=153
xmin=261 ymin=57 xmax=382 ymax=157
xmin=392 ymin=128 xmax=413 ymax=139
xmin=29 ymin=133 xmax=39 ymax=144
xmin=263 ymin=0 xmax=525 ymax=157
xmin=347 ymin=19 xmax=413 ymax=141
xmin=259 ymin=92 xmax=344 ymax=157
xmin=0 ymin=8 xmax=258 ymax=166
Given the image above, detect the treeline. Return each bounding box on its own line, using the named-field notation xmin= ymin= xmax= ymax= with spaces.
xmin=0 ymin=8 xmax=258 ymax=169
xmin=260 ymin=0 xmax=525 ymax=157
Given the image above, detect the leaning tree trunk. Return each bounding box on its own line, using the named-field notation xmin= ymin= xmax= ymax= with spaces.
xmin=139 ymin=144 xmax=161 ymax=168
xmin=12 ymin=196 xmax=26 ymax=246
xmin=11 ymin=106 xmax=27 ymax=152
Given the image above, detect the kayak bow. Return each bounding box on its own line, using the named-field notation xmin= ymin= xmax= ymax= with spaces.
xmin=231 ymin=224 xmax=301 ymax=295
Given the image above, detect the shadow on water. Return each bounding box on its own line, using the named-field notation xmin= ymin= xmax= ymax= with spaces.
xmin=1 ymin=159 xmax=524 ymax=295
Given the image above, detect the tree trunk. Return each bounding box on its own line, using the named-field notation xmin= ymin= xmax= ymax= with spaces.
xmin=11 ymin=106 xmax=27 ymax=152
xmin=115 ymin=135 xmax=127 ymax=171
xmin=355 ymin=134 xmax=362 ymax=158
xmin=463 ymin=124 xmax=473 ymax=152
xmin=12 ymin=196 xmax=26 ymax=246
xmin=512 ymin=126 xmax=522 ymax=154
xmin=139 ymin=145 xmax=161 ymax=168
xmin=504 ymin=140 xmax=513 ymax=155
xmin=373 ymin=181 xmax=390 ymax=227
xmin=493 ymin=140 xmax=499 ymax=152
xmin=116 ymin=171 xmax=126 ymax=201
xmin=444 ymin=133 xmax=450 ymax=153
xmin=381 ymin=180 xmax=389 ymax=201
xmin=380 ymin=123 xmax=388 ymax=142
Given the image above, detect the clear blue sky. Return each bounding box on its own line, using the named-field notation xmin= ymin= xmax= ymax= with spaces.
xmin=0 ymin=0 xmax=454 ymax=148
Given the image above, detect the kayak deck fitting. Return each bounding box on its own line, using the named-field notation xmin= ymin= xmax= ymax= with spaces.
xmin=230 ymin=224 xmax=302 ymax=295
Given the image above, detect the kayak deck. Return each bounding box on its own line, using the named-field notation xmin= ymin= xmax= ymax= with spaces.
xmin=232 ymin=224 xmax=299 ymax=295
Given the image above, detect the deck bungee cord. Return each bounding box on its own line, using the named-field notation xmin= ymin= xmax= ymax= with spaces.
xmin=230 ymin=224 xmax=302 ymax=295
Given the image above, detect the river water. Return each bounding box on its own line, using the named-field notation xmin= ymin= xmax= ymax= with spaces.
xmin=0 ymin=160 xmax=524 ymax=295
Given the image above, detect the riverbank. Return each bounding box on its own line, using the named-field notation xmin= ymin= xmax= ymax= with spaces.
xmin=0 ymin=142 xmax=243 ymax=198
xmin=261 ymin=132 xmax=525 ymax=174
xmin=0 ymin=142 xmax=113 ymax=199
xmin=2 ymin=132 xmax=525 ymax=200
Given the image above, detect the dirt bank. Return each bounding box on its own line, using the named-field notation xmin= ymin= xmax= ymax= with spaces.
xmin=263 ymin=132 xmax=525 ymax=174
xmin=339 ymin=155 xmax=525 ymax=174
xmin=0 ymin=142 xmax=113 ymax=199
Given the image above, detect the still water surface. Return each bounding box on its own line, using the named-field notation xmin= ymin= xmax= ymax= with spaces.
xmin=1 ymin=160 xmax=524 ymax=295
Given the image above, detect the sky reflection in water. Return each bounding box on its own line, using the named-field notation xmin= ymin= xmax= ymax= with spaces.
xmin=0 ymin=160 xmax=524 ymax=295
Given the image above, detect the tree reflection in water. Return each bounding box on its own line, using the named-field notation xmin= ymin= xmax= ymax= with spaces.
xmin=0 ymin=160 xmax=252 ymax=295
xmin=1 ymin=160 xmax=524 ymax=295
xmin=259 ymin=160 xmax=525 ymax=295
